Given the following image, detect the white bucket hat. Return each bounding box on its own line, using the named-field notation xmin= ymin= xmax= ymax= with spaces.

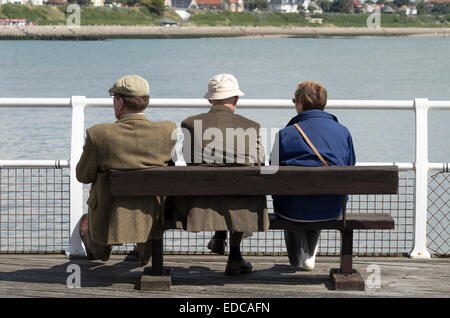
xmin=203 ymin=73 xmax=245 ymax=100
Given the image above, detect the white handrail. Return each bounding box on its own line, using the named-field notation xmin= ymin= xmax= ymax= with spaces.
xmin=1 ymin=97 xmax=449 ymax=258
xmin=0 ymin=160 xmax=69 ymax=168
xmin=0 ymin=98 xmax=71 ymax=107
xmin=429 ymin=101 xmax=450 ymax=110
xmin=1 ymin=98 xmax=449 ymax=110
xmin=89 ymin=98 xmax=417 ymax=109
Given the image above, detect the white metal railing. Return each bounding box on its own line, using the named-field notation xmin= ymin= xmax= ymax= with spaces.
xmin=0 ymin=160 xmax=70 ymax=168
xmin=1 ymin=97 xmax=448 ymax=110
xmin=1 ymin=97 xmax=450 ymax=258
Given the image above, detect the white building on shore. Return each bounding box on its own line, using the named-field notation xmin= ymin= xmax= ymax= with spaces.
xmin=224 ymin=0 xmax=244 ymax=12
xmin=0 ymin=0 xmax=18 ymax=4
xmin=1 ymin=0 xmax=43 ymax=4
xmin=298 ymin=0 xmax=310 ymax=11
xmin=269 ymin=0 xmax=323 ymax=14
xmin=91 ymin=0 xmax=105 ymax=6
xmin=269 ymin=0 xmax=300 ymax=13
xmin=299 ymin=0 xmax=323 ymax=13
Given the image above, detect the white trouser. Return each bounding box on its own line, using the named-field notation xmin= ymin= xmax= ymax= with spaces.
xmin=284 ymin=229 xmax=321 ymax=267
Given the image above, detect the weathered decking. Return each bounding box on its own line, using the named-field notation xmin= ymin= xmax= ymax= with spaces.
xmin=0 ymin=254 xmax=448 ymax=298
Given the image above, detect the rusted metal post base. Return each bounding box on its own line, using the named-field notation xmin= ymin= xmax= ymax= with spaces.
xmin=140 ymin=267 xmax=172 ymax=291
xmin=329 ymin=268 xmax=365 ymax=291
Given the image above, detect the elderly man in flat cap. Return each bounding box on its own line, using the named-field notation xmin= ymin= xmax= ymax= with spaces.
xmin=170 ymin=73 xmax=269 ymax=275
xmin=76 ymin=75 xmax=176 ymax=265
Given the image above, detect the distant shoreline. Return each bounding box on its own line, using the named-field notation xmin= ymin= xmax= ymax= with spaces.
xmin=1 ymin=26 xmax=449 ymax=40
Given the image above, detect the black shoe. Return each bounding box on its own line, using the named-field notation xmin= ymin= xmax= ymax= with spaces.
xmin=225 ymin=258 xmax=252 ymax=275
xmin=207 ymin=238 xmax=226 ymax=255
xmin=135 ymin=242 xmax=152 ymax=266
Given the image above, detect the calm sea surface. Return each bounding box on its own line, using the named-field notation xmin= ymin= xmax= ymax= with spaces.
xmin=0 ymin=38 xmax=449 ymax=163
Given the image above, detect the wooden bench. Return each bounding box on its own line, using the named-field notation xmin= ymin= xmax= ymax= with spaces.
xmin=109 ymin=166 xmax=398 ymax=291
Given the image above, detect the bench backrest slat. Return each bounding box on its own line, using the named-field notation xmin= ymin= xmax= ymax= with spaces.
xmin=109 ymin=166 xmax=398 ymax=197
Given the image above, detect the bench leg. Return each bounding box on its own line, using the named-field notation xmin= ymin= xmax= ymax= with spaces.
xmin=151 ymin=239 xmax=164 ymax=275
xmin=329 ymin=229 xmax=365 ymax=291
xmin=140 ymin=239 xmax=172 ymax=291
xmin=341 ymin=229 xmax=353 ymax=275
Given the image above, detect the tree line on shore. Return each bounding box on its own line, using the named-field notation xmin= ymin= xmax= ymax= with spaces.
xmin=0 ymin=1 xmax=448 ymax=26
xmin=0 ymin=0 xmax=449 ymax=17
xmin=244 ymin=0 xmax=449 ymax=15
xmin=58 ymin=0 xmax=450 ymax=16
xmin=66 ymin=0 xmax=166 ymax=16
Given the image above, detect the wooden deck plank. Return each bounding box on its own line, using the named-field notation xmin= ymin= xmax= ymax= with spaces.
xmin=0 ymin=255 xmax=448 ymax=298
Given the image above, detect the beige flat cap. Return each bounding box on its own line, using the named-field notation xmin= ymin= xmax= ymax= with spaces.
xmin=109 ymin=75 xmax=150 ymax=97
xmin=203 ymin=73 xmax=244 ymax=100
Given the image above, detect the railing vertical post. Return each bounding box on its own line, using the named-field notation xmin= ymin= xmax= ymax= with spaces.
xmin=67 ymin=96 xmax=86 ymax=256
xmin=409 ymin=98 xmax=431 ymax=259
xmin=174 ymin=128 xmax=187 ymax=166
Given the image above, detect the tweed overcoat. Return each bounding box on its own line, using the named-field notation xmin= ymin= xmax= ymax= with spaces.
xmin=169 ymin=105 xmax=270 ymax=232
xmin=76 ymin=113 xmax=177 ymax=245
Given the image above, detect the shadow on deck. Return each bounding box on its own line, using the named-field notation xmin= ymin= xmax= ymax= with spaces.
xmin=0 ymin=254 xmax=448 ymax=298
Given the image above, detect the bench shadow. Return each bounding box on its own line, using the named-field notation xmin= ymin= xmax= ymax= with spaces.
xmin=0 ymin=256 xmax=332 ymax=291
xmin=169 ymin=263 xmax=331 ymax=289
xmin=0 ymin=254 xmax=144 ymax=290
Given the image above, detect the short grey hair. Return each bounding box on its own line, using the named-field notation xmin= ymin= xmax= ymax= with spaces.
xmin=210 ymin=96 xmax=237 ymax=105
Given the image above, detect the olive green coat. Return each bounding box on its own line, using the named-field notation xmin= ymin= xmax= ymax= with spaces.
xmin=76 ymin=113 xmax=177 ymax=245
xmin=169 ymin=105 xmax=270 ymax=232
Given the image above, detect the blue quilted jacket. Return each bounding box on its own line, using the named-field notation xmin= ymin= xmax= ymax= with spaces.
xmin=271 ymin=109 xmax=356 ymax=222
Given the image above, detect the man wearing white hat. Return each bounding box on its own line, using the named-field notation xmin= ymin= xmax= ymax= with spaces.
xmin=169 ymin=74 xmax=269 ymax=275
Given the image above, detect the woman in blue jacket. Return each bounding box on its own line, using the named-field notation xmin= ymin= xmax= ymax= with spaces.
xmin=271 ymin=81 xmax=356 ymax=271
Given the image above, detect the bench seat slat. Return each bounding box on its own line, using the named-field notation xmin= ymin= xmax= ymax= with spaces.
xmin=269 ymin=213 xmax=395 ymax=231
xmin=163 ymin=213 xmax=394 ymax=231
xmin=109 ymin=166 xmax=399 ymax=196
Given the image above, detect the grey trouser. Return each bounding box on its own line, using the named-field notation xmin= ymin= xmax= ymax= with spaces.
xmin=284 ymin=229 xmax=321 ymax=267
